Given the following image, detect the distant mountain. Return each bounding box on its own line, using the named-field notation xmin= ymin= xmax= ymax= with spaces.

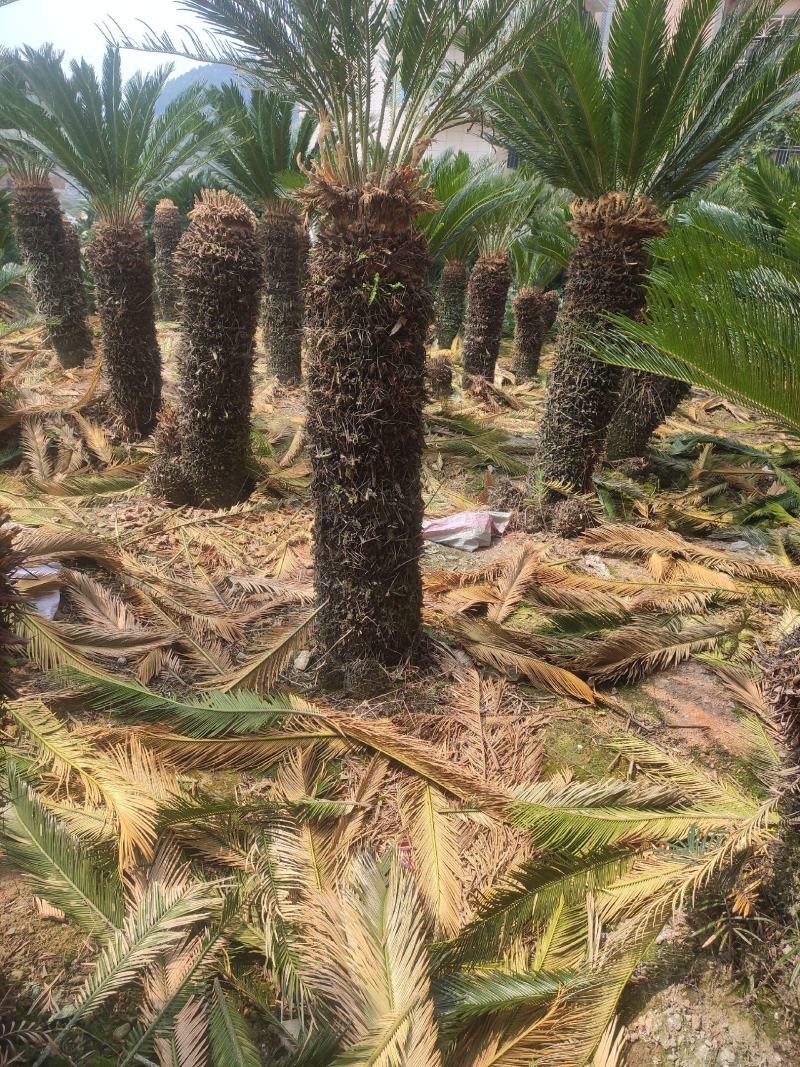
xmin=156 ymin=64 xmax=248 ymax=114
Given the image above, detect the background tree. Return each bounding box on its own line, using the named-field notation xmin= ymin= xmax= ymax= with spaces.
xmin=0 ymin=47 xmax=219 ymax=437
xmin=0 ymin=149 xmax=92 ymax=367
xmin=208 ymin=83 xmax=316 ymax=383
xmin=126 ymin=0 xmax=555 ymax=672
xmin=151 ymin=198 xmax=183 ymax=321
xmin=150 ymin=190 xmax=263 ymax=508
xmin=461 ymin=173 xmax=546 ymax=386
xmin=590 ymin=177 xmax=800 ymax=436
xmin=489 ymin=0 xmax=800 ymax=495
xmin=510 ymin=205 xmax=573 ymax=381
xmin=418 ymin=152 xmax=518 ymax=350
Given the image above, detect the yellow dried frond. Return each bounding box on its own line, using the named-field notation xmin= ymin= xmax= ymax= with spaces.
xmin=428 ymin=611 xmax=596 ymax=705
xmin=584 ymin=524 xmax=800 ymax=591
xmin=403 ymin=780 xmax=463 ymax=937
xmin=209 ymin=607 xmax=319 ymax=695
xmin=488 ymin=544 xmax=543 ymax=623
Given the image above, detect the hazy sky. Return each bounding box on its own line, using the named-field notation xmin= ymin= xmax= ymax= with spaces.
xmin=0 ymin=0 xmax=209 ymax=77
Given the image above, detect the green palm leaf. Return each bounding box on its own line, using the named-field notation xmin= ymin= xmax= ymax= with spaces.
xmin=207 ymin=81 xmax=316 ymax=208
xmin=0 ymin=768 xmax=122 ymax=938
xmin=209 ymin=979 xmax=262 ymax=1067
xmin=1 ymin=46 xmax=224 ymax=222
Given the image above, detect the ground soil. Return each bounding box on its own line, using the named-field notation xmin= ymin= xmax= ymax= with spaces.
xmin=2 ymin=329 xmax=800 ymax=1063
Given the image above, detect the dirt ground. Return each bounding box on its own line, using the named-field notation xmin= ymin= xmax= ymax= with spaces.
xmin=2 ymin=330 xmax=800 ymax=1062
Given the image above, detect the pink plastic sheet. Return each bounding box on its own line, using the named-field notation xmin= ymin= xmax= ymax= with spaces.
xmin=422 ymin=511 xmax=512 ymax=552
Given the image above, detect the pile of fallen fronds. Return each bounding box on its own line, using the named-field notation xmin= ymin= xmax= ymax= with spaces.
xmin=0 ymin=660 xmax=791 ymax=1064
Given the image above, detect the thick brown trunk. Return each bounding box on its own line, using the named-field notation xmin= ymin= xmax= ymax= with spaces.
xmin=86 ymin=220 xmax=161 ymax=438
xmin=11 ymin=182 xmax=92 ymax=368
xmin=435 ymin=259 xmax=467 ymax=349
xmin=606 ymin=371 xmax=691 ymax=461
xmin=303 ymin=168 xmax=433 ymax=673
xmin=152 ymin=192 xmax=262 ymax=508
xmin=461 ymin=253 xmax=511 ymax=385
xmin=512 ymin=286 xmax=546 ymax=382
xmin=533 ymin=195 xmax=666 ymax=492
xmin=152 ymin=198 xmax=183 ymax=321
xmin=260 ymin=207 xmax=307 ymax=384
xmin=426 ymin=354 xmax=453 ymax=399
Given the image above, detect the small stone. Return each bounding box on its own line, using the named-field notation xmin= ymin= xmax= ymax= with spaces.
xmin=691 ymin=1014 xmax=701 ymax=1031
xmin=293 ymin=649 xmax=312 ymax=671
xmin=581 ymin=553 xmax=611 ymax=578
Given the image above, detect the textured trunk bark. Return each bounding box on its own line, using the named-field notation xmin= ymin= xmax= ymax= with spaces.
xmin=11 ymin=182 xmax=93 ymax=368
xmin=426 ymin=354 xmax=453 ymax=399
xmin=152 ymin=199 xmax=183 ymax=321
xmin=260 ymin=208 xmax=307 ymax=384
xmin=304 ymin=169 xmax=432 ymax=672
xmin=435 ymin=259 xmax=467 ymax=349
xmin=461 ymin=253 xmax=511 ymax=385
xmin=514 ymin=285 xmax=558 ymax=381
xmin=87 ymin=220 xmax=161 ymax=438
xmin=153 ymin=191 xmax=261 ymax=508
xmin=606 ymin=371 xmax=691 ymax=461
xmin=533 ymin=195 xmax=666 ymax=492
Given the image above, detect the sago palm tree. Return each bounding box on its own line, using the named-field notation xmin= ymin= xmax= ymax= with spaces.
xmin=0 ymin=46 xmax=219 ymax=437
xmin=0 ymin=147 xmax=92 ymax=368
xmin=418 ymin=151 xmax=519 ymax=350
xmin=590 ymin=173 xmax=800 ymax=438
xmin=151 ymin=198 xmax=183 ymax=321
xmin=208 ymin=82 xmax=316 ymax=383
xmin=123 ymin=0 xmax=556 ymax=672
xmin=460 ymin=171 xmax=548 ymax=385
xmin=150 ymin=190 xmax=263 ymax=508
xmin=510 ymin=205 xmax=573 ymax=381
xmin=489 ymin=0 xmax=800 ymax=495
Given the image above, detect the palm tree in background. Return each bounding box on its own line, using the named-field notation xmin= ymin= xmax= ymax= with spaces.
xmin=150 ymin=190 xmax=263 ymax=508
xmin=590 ymin=156 xmax=800 ymax=437
xmin=151 ymin=198 xmax=184 ymax=321
xmin=207 ymin=82 xmax=316 ymax=383
xmin=418 ymin=152 xmax=520 ymax=350
xmin=510 ymin=206 xmax=574 ymax=381
xmin=460 ymin=173 xmax=553 ymax=386
xmin=0 ymin=147 xmax=92 ymax=368
xmin=0 ymin=46 xmax=219 ymax=437
xmin=489 ymin=0 xmax=800 ymax=497
xmin=122 ymin=0 xmax=556 ymax=673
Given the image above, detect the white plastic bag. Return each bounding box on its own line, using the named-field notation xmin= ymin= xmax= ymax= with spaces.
xmin=422 ymin=511 xmax=511 ymax=552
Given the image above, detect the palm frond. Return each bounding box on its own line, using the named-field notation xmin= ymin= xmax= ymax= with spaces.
xmin=114 ymin=0 xmax=557 ymax=185
xmin=1 ymin=45 xmax=225 ymax=222
xmin=208 ymin=607 xmax=320 ymax=695
xmin=404 ymin=781 xmax=462 ymax=937
xmin=209 ymin=979 xmax=261 ymax=1067
xmin=1 ymin=767 xmax=122 ymax=937
xmin=300 ymin=854 xmax=442 ymax=1064
xmin=427 ymin=611 xmax=596 ymax=704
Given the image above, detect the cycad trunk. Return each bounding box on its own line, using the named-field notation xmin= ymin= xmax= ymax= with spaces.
xmin=302 ymin=167 xmax=433 ymax=673
xmin=152 ymin=199 xmax=183 ymax=321
xmin=435 ymin=259 xmax=467 ymax=349
xmin=533 ymin=195 xmax=666 ymax=492
xmin=156 ymin=191 xmax=262 ymax=508
xmin=461 ymin=254 xmax=511 ymax=385
xmin=512 ymin=286 xmax=545 ymax=382
xmin=260 ymin=207 xmax=307 ymax=384
xmin=87 ymin=220 xmax=161 ymax=438
xmin=11 ymin=180 xmax=92 ymax=368
xmin=605 ymin=371 xmax=691 ymax=461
